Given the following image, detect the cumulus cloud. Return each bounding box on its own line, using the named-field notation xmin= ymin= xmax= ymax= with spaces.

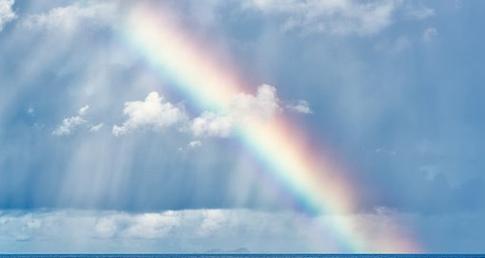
xmin=244 ymin=0 xmax=400 ymax=36
xmin=287 ymin=100 xmax=312 ymax=114
xmin=52 ymin=105 xmax=89 ymax=136
xmin=52 ymin=116 xmax=86 ymax=136
xmin=0 ymin=0 xmax=16 ymax=32
xmin=21 ymin=1 xmax=117 ymax=32
xmin=113 ymin=92 xmax=186 ymax=136
xmin=111 ymin=84 xmax=312 ymax=138
xmin=191 ymin=112 xmax=233 ymax=138
xmin=112 ymin=85 xmax=300 ymax=138
xmin=190 ymin=84 xmax=280 ymax=138
xmin=231 ymin=84 xmax=280 ymax=119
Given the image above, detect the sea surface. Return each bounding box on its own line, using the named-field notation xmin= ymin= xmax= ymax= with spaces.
xmin=0 ymin=255 xmax=484 ymax=258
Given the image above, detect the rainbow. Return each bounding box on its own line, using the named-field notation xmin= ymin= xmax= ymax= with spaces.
xmin=122 ymin=4 xmax=420 ymax=253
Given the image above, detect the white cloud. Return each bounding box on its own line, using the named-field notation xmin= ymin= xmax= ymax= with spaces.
xmin=89 ymin=123 xmax=104 ymax=133
xmin=197 ymin=209 xmax=226 ymax=236
xmin=423 ymin=27 xmax=438 ymax=42
xmin=112 ymin=85 xmax=301 ymax=139
xmin=94 ymin=216 xmax=118 ymax=238
xmin=190 ymin=84 xmax=280 ymax=138
xmin=52 ymin=105 xmax=90 ymax=136
xmin=0 ymin=0 xmax=16 ymax=32
xmin=52 ymin=116 xmax=86 ymax=136
xmin=113 ymin=92 xmax=186 ymax=136
xmin=244 ymin=0 xmax=400 ymax=36
xmin=188 ymin=140 xmax=202 ymax=148
xmin=112 ymin=86 xmax=280 ymax=138
xmin=178 ymin=140 xmax=203 ymax=152
xmin=123 ymin=212 xmax=181 ymax=239
xmin=95 ymin=212 xmax=182 ymax=240
xmin=406 ymin=5 xmax=435 ymax=20
xmin=231 ymin=84 xmax=280 ymax=119
xmin=78 ymin=105 xmax=90 ymax=116
xmin=3 ymin=208 xmax=480 ymax=253
xmin=287 ymin=100 xmax=312 ymax=114
xmin=21 ymin=1 xmax=117 ymax=32
xmin=191 ymin=112 xmax=233 ymax=138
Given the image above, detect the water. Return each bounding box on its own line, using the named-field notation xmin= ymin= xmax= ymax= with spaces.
xmin=0 ymin=255 xmax=483 ymax=258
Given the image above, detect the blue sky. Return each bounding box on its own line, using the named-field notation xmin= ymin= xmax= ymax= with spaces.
xmin=1 ymin=0 xmax=485 ymax=253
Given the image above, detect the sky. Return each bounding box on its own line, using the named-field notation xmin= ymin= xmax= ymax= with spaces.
xmin=1 ymin=0 xmax=485 ymax=253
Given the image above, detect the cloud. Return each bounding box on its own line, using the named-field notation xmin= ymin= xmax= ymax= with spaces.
xmin=52 ymin=116 xmax=86 ymax=136
xmin=94 ymin=216 xmax=118 ymax=239
xmin=188 ymin=140 xmax=202 ymax=148
xmin=21 ymin=2 xmax=117 ymax=33
xmin=244 ymin=0 xmax=400 ymax=36
xmin=197 ymin=209 xmax=226 ymax=236
xmin=89 ymin=123 xmax=104 ymax=133
xmin=123 ymin=213 xmax=181 ymax=239
xmin=406 ymin=5 xmax=435 ymax=20
xmin=78 ymin=105 xmax=90 ymax=116
xmin=231 ymin=84 xmax=280 ymax=119
xmin=50 ymin=84 xmax=294 ymax=139
xmin=191 ymin=112 xmax=233 ymax=138
xmin=52 ymin=105 xmax=89 ymax=136
xmin=2 ymin=208 xmax=485 ymax=252
xmin=94 ymin=212 xmax=182 ymax=240
xmin=53 ymin=84 xmax=301 ymax=139
xmin=113 ymin=92 xmax=187 ymax=136
xmin=0 ymin=0 xmax=15 ymax=32
xmin=287 ymin=100 xmax=312 ymax=114
xmin=190 ymin=84 xmax=280 ymax=138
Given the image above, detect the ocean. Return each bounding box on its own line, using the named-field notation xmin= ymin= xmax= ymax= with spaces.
xmin=0 ymin=255 xmax=484 ymax=258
